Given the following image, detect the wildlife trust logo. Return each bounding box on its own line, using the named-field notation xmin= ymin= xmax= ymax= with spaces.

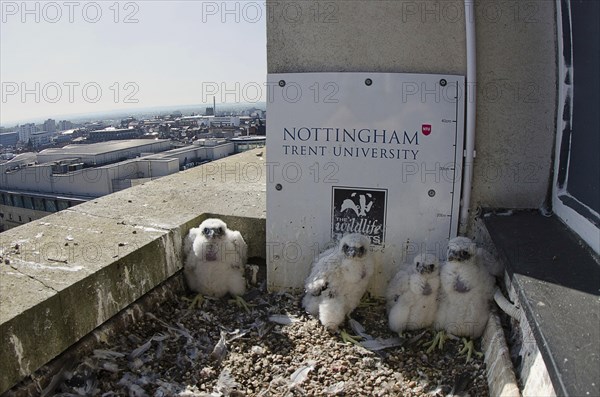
xmin=331 ymin=186 xmax=387 ymax=245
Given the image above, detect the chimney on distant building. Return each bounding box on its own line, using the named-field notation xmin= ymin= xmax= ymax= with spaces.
xmin=213 ymin=96 xmax=216 ymax=115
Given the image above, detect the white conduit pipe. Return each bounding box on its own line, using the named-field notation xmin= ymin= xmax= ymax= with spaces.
xmin=460 ymin=0 xmax=477 ymax=233
xmin=494 ymin=288 xmax=522 ymax=322
xmin=461 ymin=1 xmax=520 ymax=326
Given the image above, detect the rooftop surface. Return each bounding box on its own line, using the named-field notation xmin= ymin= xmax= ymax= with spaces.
xmin=37 ymin=139 xmax=170 ymax=156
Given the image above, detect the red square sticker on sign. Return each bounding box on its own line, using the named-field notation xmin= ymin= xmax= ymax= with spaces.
xmin=422 ymin=124 xmax=432 ymax=136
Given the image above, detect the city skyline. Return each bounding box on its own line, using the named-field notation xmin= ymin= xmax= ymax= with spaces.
xmin=0 ymin=101 xmax=267 ymax=128
xmin=0 ymin=1 xmax=267 ymax=126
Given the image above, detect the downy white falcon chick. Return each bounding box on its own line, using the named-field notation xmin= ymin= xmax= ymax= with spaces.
xmin=386 ymin=253 xmax=440 ymax=334
xmin=302 ymin=233 xmax=374 ymax=332
xmin=429 ymin=236 xmax=496 ymax=360
xmin=183 ymin=218 xmax=248 ymax=306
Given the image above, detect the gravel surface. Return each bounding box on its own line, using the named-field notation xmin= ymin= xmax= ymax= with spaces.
xmin=45 ymin=282 xmax=489 ymax=397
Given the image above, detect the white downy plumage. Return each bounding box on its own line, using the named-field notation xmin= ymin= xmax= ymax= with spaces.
xmin=435 ymin=237 xmax=496 ymax=338
xmin=386 ymin=253 xmax=441 ymax=334
xmin=183 ymin=218 xmax=247 ymax=298
xmin=302 ymin=233 xmax=374 ymax=331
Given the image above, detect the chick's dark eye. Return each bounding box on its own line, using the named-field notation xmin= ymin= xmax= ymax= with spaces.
xmin=416 ymin=262 xmax=421 ymax=267
xmin=359 ymin=247 xmax=365 ymax=254
xmin=342 ymin=244 xmax=348 ymax=251
xmin=218 ymin=227 xmax=223 ymax=234
xmin=203 ymin=228 xmax=210 ymax=234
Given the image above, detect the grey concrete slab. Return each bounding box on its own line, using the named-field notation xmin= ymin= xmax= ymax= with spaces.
xmin=1 ymin=210 xmax=166 ymax=291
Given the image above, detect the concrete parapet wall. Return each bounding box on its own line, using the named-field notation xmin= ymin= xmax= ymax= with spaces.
xmin=0 ymin=149 xmax=266 ymax=394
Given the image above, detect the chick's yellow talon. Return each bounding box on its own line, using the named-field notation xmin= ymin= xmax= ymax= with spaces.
xmin=185 ymin=294 xmax=205 ymax=309
xmin=340 ymin=329 xmax=362 ymax=345
xmin=458 ymin=338 xmax=482 ymax=362
xmin=228 ymin=295 xmax=253 ymax=313
xmin=425 ymin=330 xmax=446 ymax=353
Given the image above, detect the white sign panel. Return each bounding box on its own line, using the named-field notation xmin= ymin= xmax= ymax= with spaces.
xmin=266 ymin=73 xmax=465 ymax=294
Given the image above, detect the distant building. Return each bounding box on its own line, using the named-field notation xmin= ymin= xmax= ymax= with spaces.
xmin=0 ymin=190 xmax=88 ymax=232
xmin=179 ymin=115 xmax=240 ymax=128
xmin=55 ymin=129 xmax=79 ymax=144
xmin=0 ymin=139 xmax=234 ymax=231
xmin=230 ymin=136 xmax=266 ymax=153
xmin=43 ymin=119 xmax=56 ymax=133
xmin=87 ymin=128 xmax=142 ymax=142
xmin=242 ymin=108 xmax=265 ymax=118
xmin=201 ymin=129 xmax=235 ymax=139
xmin=84 ymin=122 xmax=107 ymax=132
xmin=250 ymin=119 xmax=266 ymax=135
xmin=16 ymin=123 xmax=37 ymax=143
xmin=29 ymin=131 xmax=55 ymax=147
xmin=205 ymin=107 xmax=215 ymax=116
xmin=120 ymin=117 xmax=137 ymax=128
xmin=0 ymin=132 xmax=18 ymax=147
xmin=58 ymin=120 xmax=73 ymax=131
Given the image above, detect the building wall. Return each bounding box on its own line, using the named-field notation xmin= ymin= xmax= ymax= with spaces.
xmin=267 ymin=0 xmax=557 ymax=226
xmin=52 ymin=168 xmax=113 ymax=196
xmin=3 ymin=164 xmax=119 ymax=197
xmin=17 ymin=123 xmax=37 ymax=143
xmin=0 ymin=132 xmax=18 ymax=147
xmin=0 ymin=193 xmax=85 ymax=232
xmin=472 ymin=0 xmax=556 ymax=210
xmin=206 ymin=143 xmax=235 ymax=160
xmin=43 ymin=119 xmax=56 ymax=133
xmin=137 ymin=159 xmax=180 ymax=178
xmin=2 ymin=165 xmax=55 ymax=194
xmin=29 ymin=131 xmax=55 ymax=147
xmin=0 ymin=204 xmax=49 ymax=231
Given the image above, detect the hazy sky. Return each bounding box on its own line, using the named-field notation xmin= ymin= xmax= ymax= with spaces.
xmin=0 ymin=1 xmax=267 ymax=126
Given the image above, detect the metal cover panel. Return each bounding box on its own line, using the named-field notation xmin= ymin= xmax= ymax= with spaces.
xmin=266 ymin=72 xmax=465 ymax=294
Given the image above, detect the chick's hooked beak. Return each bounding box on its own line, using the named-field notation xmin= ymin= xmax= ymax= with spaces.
xmin=203 ymin=227 xmax=219 ymax=240
xmin=448 ymin=249 xmax=471 ymax=262
xmin=416 ymin=262 xmax=435 ymax=274
xmin=346 ymin=247 xmax=357 ymax=258
xmin=342 ymin=241 xmax=366 ymax=258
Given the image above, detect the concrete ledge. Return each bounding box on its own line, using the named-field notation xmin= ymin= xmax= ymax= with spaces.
xmin=482 ymin=211 xmax=600 ymax=397
xmin=482 ymin=311 xmax=521 ymax=397
xmin=0 ymin=149 xmax=266 ymax=394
